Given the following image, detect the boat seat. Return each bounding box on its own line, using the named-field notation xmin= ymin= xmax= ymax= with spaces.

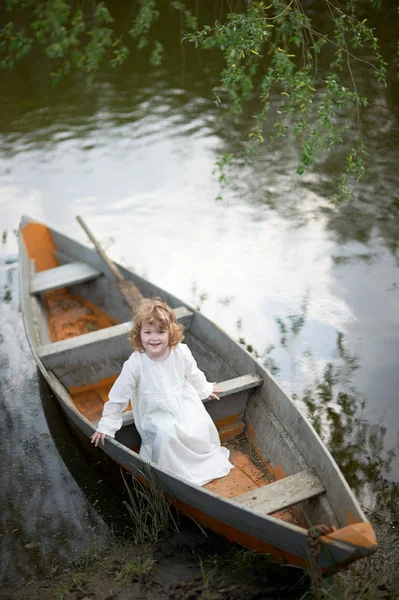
xmin=121 ymin=373 xmax=263 ymax=426
xmin=31 ymin=261 xmax=102 ymax=294
xmin=234 ymin=468 xmax=325 ymax=515
xmin=37 ymin=306 xmax=195 ymax=388
xmin=203 ymin=374 xmax=263 ymax=402
xmin=37 ymin=305 xmax=194 ymax=359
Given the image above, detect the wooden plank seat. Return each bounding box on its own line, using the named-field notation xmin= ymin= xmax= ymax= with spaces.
xmin=203 ymin=374 xmax=263 ymax=402
xmin=37 ymin=306 xmax=195 ymax=389
xmin=234 ymin=468 xmax=325 ymax=515
xmin=31 ymin=261 xmax=102 ymax=294
xmin=37 ymin=305 xmax=194 ymax=360
xmin=121 ymin=373 xmax=263 ymax=426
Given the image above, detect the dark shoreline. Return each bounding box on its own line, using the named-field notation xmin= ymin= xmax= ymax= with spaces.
xmin=2 ymin=511 xmax=398 ymax=600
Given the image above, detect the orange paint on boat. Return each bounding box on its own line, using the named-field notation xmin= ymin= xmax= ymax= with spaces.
xmin=21 ymin=222 xmax=58 ymax=271
xmin=214 ymin=414 xmax=242 ymax=428
xmin=205 ymin=450 xmax=261 ymax=498
xmin=272 ymin=465 xmax=286 ymax=481
xmin=173 ymin=498 xmax=309 ymax=568
xmin=69 ymin=375 xmax=119 ymax=396
xmin=322 ymin=522 xmax=377 ymax=554
xmin=22 ymin=222 xmax=119 ymax=342
xmin=46 ymin=292 xmax=119 ymax=341
xmin=247 ymin=423 xmax=287 ymax=480
xmin=70 ymin=376 xmax=131 ymax=423
xmin=218 ymin=420 xmax=245 ymax=443
xmin=231 ymin=449 xmax=268 ymax=485
xmin=346 ymin=510 xmax=359 ymax=525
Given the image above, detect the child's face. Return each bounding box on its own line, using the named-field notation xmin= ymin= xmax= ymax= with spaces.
xmin=140 ymin=322 xmax=170 ymax=360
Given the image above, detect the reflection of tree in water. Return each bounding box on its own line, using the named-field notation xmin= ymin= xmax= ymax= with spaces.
xmin=235 ymin=297 xmax=308 ymax=375
xmin=323 ymin=191 xmax=399 ymax=261
xmin=235 ymin=296 xmax=398 ymax=521
xmin=236 ymin=317 xmax=280 ymax=377
xmin=190 ymin=281 xmax=208 ymax=312
xmin=293 ymin=331 xmax=399 ymax=520
xmin=275 ymin=294 xmax=308 ymax=348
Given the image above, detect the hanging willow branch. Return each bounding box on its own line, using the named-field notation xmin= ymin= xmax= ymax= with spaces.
xmin=0 ymin=0 xmax=394 ymax=202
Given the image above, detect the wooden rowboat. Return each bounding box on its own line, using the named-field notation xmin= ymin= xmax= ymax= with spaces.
xmin=19 ymin=215 xmax=377 ymax=572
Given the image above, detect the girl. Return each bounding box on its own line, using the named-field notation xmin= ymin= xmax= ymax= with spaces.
xmin=91 ymin=297 xmax=234 ymax=486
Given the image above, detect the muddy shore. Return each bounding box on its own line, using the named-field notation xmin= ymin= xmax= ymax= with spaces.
xmin=2 ymin=512 xmax=398 ymax=600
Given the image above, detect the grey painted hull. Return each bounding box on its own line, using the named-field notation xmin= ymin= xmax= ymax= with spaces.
xmin=18 ymin=216 xmax=377 ymax=571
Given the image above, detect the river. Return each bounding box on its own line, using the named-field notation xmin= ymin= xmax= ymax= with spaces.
xmin=1 ymin=1 xmax=398 ymax=589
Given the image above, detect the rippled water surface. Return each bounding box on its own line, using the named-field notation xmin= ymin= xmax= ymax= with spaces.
xmin=1 ymin=1 xmax=399 ymax=586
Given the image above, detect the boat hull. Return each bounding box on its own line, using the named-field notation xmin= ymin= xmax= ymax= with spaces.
xmin=18 ymin=217 xmax=378 ymax=572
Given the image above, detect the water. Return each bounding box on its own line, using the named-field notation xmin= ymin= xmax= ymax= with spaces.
xmin=1 ymin=1 xmax=399 ymax=586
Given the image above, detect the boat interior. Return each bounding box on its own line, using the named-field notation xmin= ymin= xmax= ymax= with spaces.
xmin=21 ymin=220 xmax=350 ymax=534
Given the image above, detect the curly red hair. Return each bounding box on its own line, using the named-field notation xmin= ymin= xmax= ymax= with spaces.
xmin=129 ymin=297 xmax=184 ymax=351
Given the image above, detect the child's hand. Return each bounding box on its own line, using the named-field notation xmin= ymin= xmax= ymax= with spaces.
xmin=91 ymin=431 xmax=106 ymax=447
xmin=208 ymin=384 xmax=223 ymax=401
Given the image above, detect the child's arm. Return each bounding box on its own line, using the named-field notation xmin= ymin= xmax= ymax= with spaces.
xmin=91 ymin=357 xmax=138 ymax=447
xmin=182 ymin=344 xmax=221 ymax=400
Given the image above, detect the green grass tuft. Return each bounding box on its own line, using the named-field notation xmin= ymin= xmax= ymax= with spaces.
xmin=115 ymin=556 xmax=154 ymax=581
xmin=54 ymin=572 xmax=88 ymax=599
xmin=122 ymin=466 xmax=179 ymax=544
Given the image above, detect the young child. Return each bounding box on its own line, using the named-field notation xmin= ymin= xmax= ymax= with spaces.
xmin=91 ymin=297 xmax=234 ymax=486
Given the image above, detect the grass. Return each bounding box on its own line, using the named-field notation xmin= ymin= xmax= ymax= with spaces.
xmin=122 ymin=466 xmax=179 ymax=544
xmin=199 ymin=557 xmax=218 ymax=600
xmin=5 ymin=515 xmax=398 ymax=600
xmin=197 ymin=545 xmax=310 ymax=599
xmin=54 ymin=573 xmax=88 ymax=600
xmin=214 ymin=546 xmax=277 ymax=578
xmin=195 ymin=515 xmax=399 ymax=600
xmin=115 ymin=556 xmax=154 ymax=581
xmin=68 ymin=536 xmax=108 ymax=571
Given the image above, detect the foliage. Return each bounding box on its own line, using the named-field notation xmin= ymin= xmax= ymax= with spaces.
xmin=0 ymin=0 xmax=396 ymax=201
xmin=183 ymin=1 xmax=389 ymax=203
xmin=115 ymin=556 xmax=154 ymax=580
xmin=54 ymin=572 xmax=88 ymax=600
xmin=122 ymin=467 xmax=179 ymax=544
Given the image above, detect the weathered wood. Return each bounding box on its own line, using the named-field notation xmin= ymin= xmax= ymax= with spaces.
xmin=235 ymin=469 xmax=325 ymax=514
xmin=76 ymin=215 xmax=143 ymax=312
xmin=37 ymin=321 xmax=132 ymax=359
xmin=120 ymin=373 xmax=263 ymax=427
xmin=18 ymin=216 xmax=377 ymax=572
xmin=31 ymin=262 xmax=102 ymax=294
xmin=173 ymin=306 xmax=194 ymax=331
xmin=37 ymin=306 xmax=195 ymax=388
xmin=203 ymin=373 xmax=263 ymax=402
xmin=38 ymin=306 xmax=194 ymax=359
xmin=76 ymin=216 xmax=124 ymax=282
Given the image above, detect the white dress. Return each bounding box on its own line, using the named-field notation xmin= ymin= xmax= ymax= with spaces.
xmin=96 ymin=343 xmax=234 ymax=486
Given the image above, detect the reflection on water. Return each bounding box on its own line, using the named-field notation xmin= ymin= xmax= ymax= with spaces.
xmin=294 ymin=331 xmax=398 ymax=520
xmin=234 ymin=296 xmax=399 ymax=522
xmin=0 ymin=247 xmax=115 ymax=586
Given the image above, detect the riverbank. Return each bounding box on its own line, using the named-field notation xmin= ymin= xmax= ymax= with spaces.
xmin=2 ymin=511 xmax=398 ymax=600
xmin=1 ymin=526 xmax=309 ymax=600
